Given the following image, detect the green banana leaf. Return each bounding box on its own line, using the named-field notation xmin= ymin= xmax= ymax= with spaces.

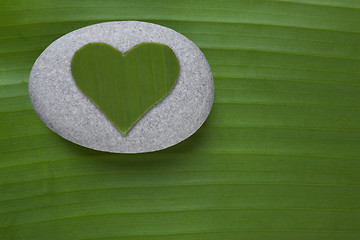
xmin=1 ymin=0 xmax=360 ymax=239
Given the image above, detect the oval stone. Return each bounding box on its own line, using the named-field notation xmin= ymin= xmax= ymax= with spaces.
xmin=29 ymin=21 xmax=214 ymax=153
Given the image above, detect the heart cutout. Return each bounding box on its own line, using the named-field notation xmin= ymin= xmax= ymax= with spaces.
xmin=71 ymin=42 xmax=180 ymax=135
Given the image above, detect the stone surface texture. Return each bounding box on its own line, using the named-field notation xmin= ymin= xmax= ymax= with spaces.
xmin=29 ymin=21 xmax=214 ymax=153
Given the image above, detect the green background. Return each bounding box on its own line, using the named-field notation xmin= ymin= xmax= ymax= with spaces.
xmin=1 ymin=0 xmax=360 ymax=239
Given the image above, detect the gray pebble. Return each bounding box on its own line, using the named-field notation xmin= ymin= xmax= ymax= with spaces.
xmin=29 ymin=21 xmax=214 ymax=153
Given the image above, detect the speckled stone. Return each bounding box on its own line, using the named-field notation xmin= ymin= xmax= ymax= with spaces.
xmin=29 ymin=21 xmax=214 ymax=153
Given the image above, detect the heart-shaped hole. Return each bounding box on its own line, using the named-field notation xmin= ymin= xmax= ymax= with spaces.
xmin=71 ymin=42 xmax=180 ymax=135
